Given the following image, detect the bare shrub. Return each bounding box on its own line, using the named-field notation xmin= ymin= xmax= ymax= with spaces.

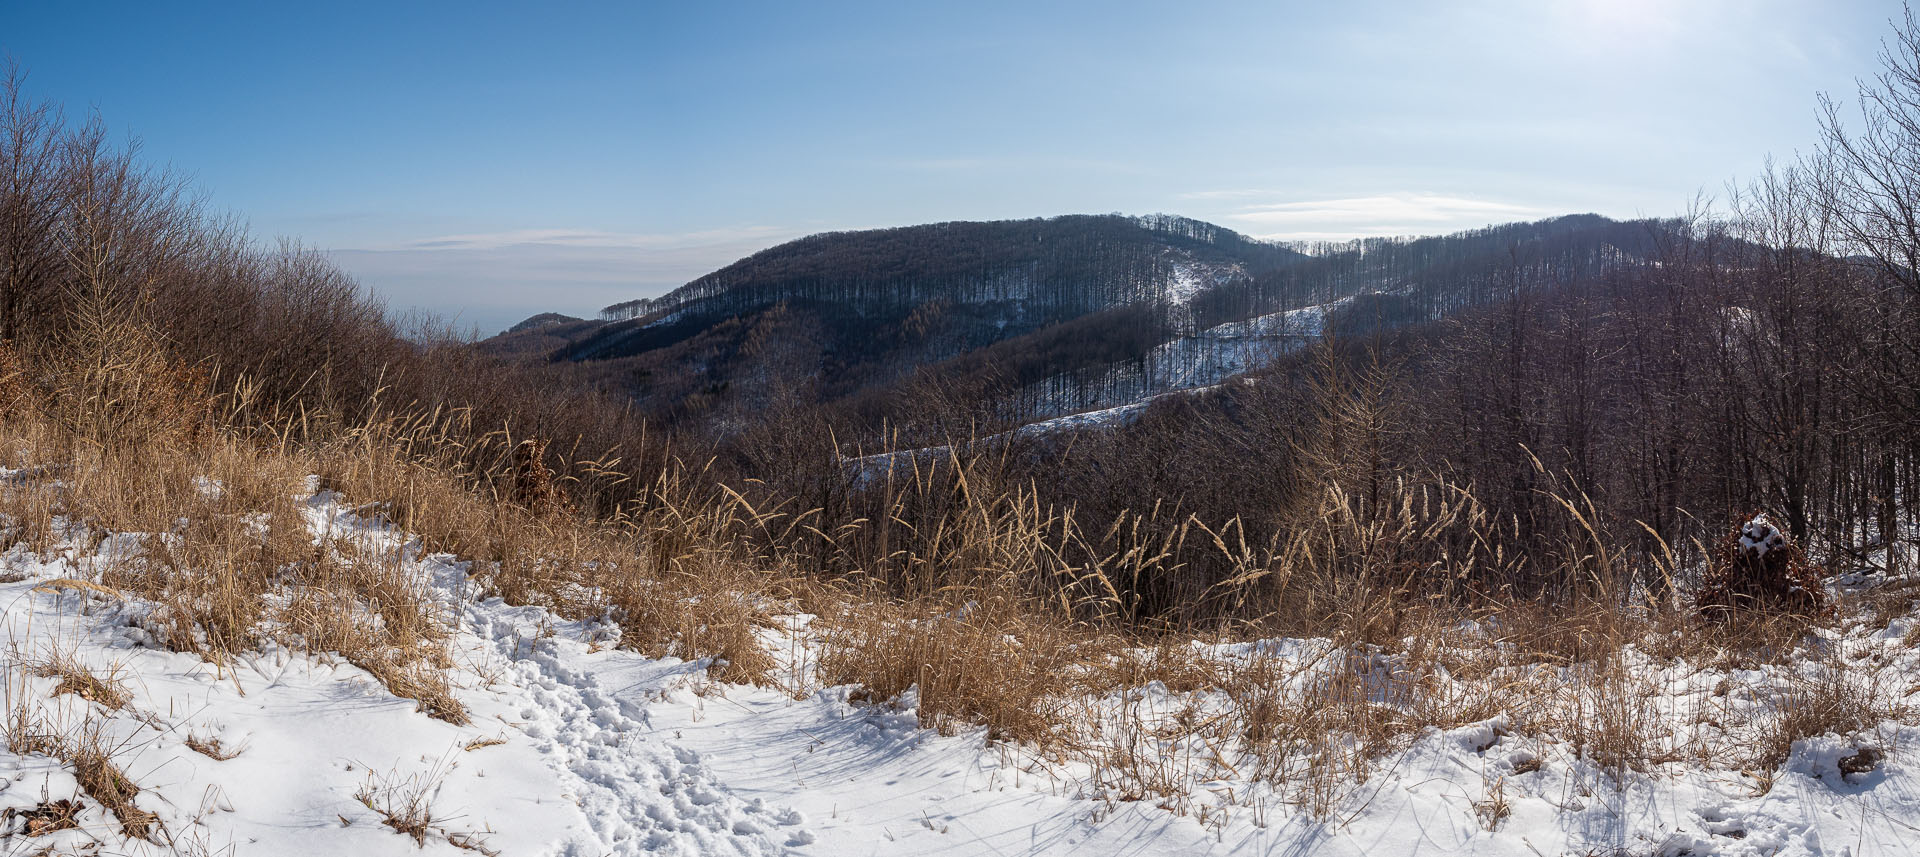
xmin=1697 ymin=512 xmax=1828 ymax=619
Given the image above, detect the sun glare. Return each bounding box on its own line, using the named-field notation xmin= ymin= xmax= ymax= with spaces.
xmin=1568 ymin=0 xmax=1679 ymax=46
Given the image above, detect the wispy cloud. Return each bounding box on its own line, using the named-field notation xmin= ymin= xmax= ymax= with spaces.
xmin=1192 ymin=192 xmax=1554 ymax=241
xmin=1176 ymin=189 xmax=1283 ymax=201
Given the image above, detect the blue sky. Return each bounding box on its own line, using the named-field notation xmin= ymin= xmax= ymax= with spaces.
xmin=3 ymin=0 xmax=1900 ymax=333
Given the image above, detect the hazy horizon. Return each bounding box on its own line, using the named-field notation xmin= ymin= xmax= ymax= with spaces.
xmin=5 ymin=0 xmax=1902 ymax=333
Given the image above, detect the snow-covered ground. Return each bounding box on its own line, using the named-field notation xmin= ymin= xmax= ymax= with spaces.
xmin=1 ymin=486 xmax=1917 ymax=855
xmin=1020 ymin=297 xmax=1352 ymax=420
xmin=1138 ymin=298 xmax=1348 ymax=393
xmin=1161 ymin=261 xmax=1247 ymax=304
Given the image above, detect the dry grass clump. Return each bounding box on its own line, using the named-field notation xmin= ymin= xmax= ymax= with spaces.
xmin=1473 ymin=774 xmax=1511 ymax=830
xmin=2 ymin=797 xmax=83 ymax=837
xmin=1694 ymin=609 xmax=1825 ymax=671
xmin=69 ymin=730 xmax=158 ymax=840
xmin=1218 ymin=647 xmax=1412 ymax=816
xmin=33 ymin=653 xmax=130 ymax=711
xmin=282 ymin=537 xmax=466 ymax=723
xmin=1858 ymin=577 xmax=1920 ymax=631
xmin=356 ymin=763 xmax=442 ymax=846
xmin=1 ymin=671 xmax=158 ymax=842
xmin=815 ymin=592 xmax=1094 ymax=742
xmin=303 ymin=404 xmax=784 ymax=685
xmin=1750 ymin=652 xmax=1904 ymax=771
xmin=612 ymin=571 xmax=776 ymax=684
xmin=184 ymin=733 xmax=240 ymax=760
xmin=284 ymin=578 xmax=464 ymax=722
xmin=1563 ymin=656 xmax=1674 ymax=776
xmin=2 ymin=640 xmax=163 ymax=840
xmin=354 ymin=755 xmax=495 ymax=853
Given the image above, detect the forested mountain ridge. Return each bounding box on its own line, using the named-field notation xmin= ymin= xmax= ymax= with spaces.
xmin=1003 ymin=213 xmax=1670 ymax=420
xmin=481 ymin=213 xmax=1306 ymax=428
xmin=484 ymin=211 xmax=1677 ymax=441
xmin=598 ymin=213 xmax=1302 ymax=325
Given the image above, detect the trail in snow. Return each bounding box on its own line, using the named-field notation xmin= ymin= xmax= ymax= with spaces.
xmin=0 ymin=490 xmax=812 ymax=856
xmin=1 ymin=482 xmax=1919 ymax=855
xmin=306 ymin=494 xmax=810 ymax=856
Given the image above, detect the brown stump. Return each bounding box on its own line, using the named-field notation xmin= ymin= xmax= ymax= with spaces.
xmin=1696 ymin=512 xmax=1827 ymax=619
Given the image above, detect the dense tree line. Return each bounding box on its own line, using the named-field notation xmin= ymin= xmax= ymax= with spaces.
xmin=801 ymin=215 xmax=1692 ymax=434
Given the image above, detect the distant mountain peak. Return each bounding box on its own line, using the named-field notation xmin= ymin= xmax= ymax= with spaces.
xmin=503 ymin=312 xmax=586 ymax=335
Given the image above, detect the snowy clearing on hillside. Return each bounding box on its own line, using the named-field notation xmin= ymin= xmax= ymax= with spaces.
xmin=1139 ymin=297 xmax=1350 ymax=393
xmin=0 ymin=481 xmax=1917 ymax=855
xmin=1021 ymin=296 xmax=1354 ymax=419
xmin=1162 ymin=261 xmax=1247 ymax=303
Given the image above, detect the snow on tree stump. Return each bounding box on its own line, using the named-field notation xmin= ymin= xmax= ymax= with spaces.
xmin=1696 ymin=512 xmax=1828 ymax=619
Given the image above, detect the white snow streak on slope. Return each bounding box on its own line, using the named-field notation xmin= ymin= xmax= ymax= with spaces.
xmin=1021 ymin=297 xmax=1351 ymax=419
xmin=1140 ymin=297 xmax=1350 ymax=393
xmin=849 ymin=300 xmax=1357 ymax=479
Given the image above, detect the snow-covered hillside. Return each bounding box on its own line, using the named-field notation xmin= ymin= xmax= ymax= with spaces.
xmin=2 ymin=476 xmax=1917 ymax=855
xmin=1019 ymin=297 xmax=1349 ymax=420
xmin=1139 ymin=297 xmax=1349 ymax=393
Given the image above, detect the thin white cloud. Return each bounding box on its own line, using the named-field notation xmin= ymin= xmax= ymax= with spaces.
xmin=1200 ymin=193 xmax=1555 ymax=241
xmin=1176 ymin=189 xmax=1284 ymax=201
